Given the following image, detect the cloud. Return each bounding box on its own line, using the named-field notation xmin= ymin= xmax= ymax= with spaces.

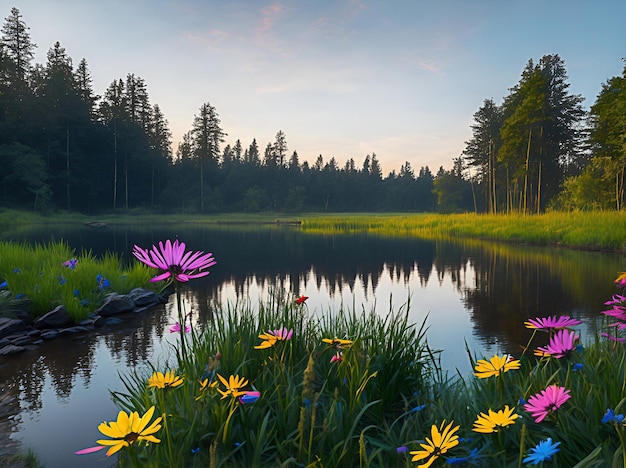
xmin=418 ymin=60 xmax=440 ymax=73
xmin=185 ymin=29 xmax=232 ymax=50
xmin=256 ymin=3 xmax=286 ymax=35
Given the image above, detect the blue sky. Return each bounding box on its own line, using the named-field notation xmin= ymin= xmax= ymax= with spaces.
xmin=8 ymin=0 xmax=626 ymax=175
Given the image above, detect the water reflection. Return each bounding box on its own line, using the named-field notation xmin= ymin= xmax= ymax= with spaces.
xmin=0 ymin=224 xmax=624 ymax=467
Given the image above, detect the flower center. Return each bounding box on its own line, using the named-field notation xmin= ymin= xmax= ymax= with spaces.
xmin=125 ymin=432 xmax=139 ymax=444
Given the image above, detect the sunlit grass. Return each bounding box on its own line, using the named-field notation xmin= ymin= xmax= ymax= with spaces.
xmin=301 ymin=212 xmax=626 ymax=251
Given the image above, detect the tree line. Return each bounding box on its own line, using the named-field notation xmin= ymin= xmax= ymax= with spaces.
xmin=0 ymin=7 xmax=624 ymax=214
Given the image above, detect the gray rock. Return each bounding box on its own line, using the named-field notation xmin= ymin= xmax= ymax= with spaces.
xmin=40 ymin=330 xmax=59 ymax=340
xmin=0 ymin=318 xmax=26 ymax=339
xmin=58 ymin=326 xmax=89 ymax=335
xmin=0 ymin=338 xmax=10 ymax=349
xmin=95 ymin=294 xmax=136 ymax=316
xmin=128 ymin=288 xmax=161 ymax=307
xmin=9 ymin=335 xmax=31 ymax=346
xmin=0 ymin=344 xmax=26 ymax=356
xmin=34 ymin=305 xmax=73 ymax=330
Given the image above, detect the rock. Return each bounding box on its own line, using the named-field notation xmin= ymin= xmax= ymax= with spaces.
xmin=95 ymin=294 xmax=135 ymax=316
xmin=104 ymin=317 xmax=124 ymax=326
xmin=34 ymin=305 xmax=73 ymax=330
xmin=58 ymin=326 xmax=89 ymax=335
xmin=92 ymin=315 xmax=105 ymax=327
xmin=0 ymin=345 xmax=26 ymax=356
xmin=128 ymin=288 xmax=162 ymax=308
xmin=8 ymin=335 xmax=31 ymax=346
xmin=0 ymin=338 xmax=10 ymax=349
xmin=40 ymin=330 xmax=59 ymax=340
xmin=0 ymin=318 xmax=26 ymax=339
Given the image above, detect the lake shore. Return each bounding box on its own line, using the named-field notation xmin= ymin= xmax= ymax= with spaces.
xmin=2 ymin=209 xmax=625 ymax=252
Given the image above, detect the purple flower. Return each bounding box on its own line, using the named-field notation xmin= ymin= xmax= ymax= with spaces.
xmin=535 ymin=329 xmax=578 ymax=358
xmin=239 ymin=391 xmax=261 ymax=404
xmin=63 ymin=258 xmax=78 ymax=269
xmin=524 ymin=385 xmax=571 ymax=423
xmin=133 ymin=239 xmax=216 ymax=283
xmin=524 ymin=315 xmax=581 ymax=331
xmin=170 ymin=322 xmax=191 ymax=334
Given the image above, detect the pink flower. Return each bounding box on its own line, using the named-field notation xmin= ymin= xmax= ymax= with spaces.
xmin=524 ymin=385 xmax=571 ymax=423
xmin=133 ymin=239 xmax=216 ymax=283
xmin=254 ymin=327 xmax=294 ymax=349
xmin=63 ymin=258 xmax=78 ymax=269
xmin=535 ymin=329 xmax=579 ymax=358
xmin=602 ymin=332 xmax=626 ymax=343
xmin=170 ymin=322 xmax=191 ymax=334
xmin=524 ymin=315 xmax=581 ymax=331
xmin=330 ymin=352 xmax=342 ymax=363
xmin=239 ymin=391 xmax=261 ymax=404
xmin=615 ymin=272 xmax=626 ymax=288
xmin=605 ymin=294 xmax=626 ymax=306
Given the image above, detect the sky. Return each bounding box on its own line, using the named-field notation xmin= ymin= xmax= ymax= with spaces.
xmin=6 ymin=0 xmax=626 ymax=175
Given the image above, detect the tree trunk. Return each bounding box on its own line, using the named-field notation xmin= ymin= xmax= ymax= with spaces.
xmin=66 ymin=124 xmax=71 ymax=211
xmin=523 ymin=128 xmax=532 ymax=214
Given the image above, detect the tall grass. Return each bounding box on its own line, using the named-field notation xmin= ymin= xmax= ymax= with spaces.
xmin=107 ymin=293 xmax=433 ymax=467
xmin=301 ymin=212 xmax=626 ymax=251
xmin=0 ymin=241 xmax=156 ymax=321
xmin=88 ymin=285 xmax=626 ymax=467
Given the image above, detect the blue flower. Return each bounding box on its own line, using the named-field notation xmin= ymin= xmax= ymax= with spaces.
xmin=446 ymin=446 xmax=486 ymax=465
xmin=396 ymin=446 xmax=408 ymax=453
xmin=572 ymin=363 xmax=583 ymax=371
xmin=191 ymin=447 xmax=200 ymax=454
xmin=96 ymin=274 xmax=110 ymax=290
xmin=73 ymin=289 xmax=80 ymax=297
xmin=410 ymin=404 xmax=426 ymax=413
xmin=13 ymin=268 xmax=20 ymax=273
xmin=522 ymin=438 xmax=561 ymax=465
xmin=602 ymin=408 xmax=625 ymax=424
xmin=63 ymin=258 xmax=78 ymax=269
xmin=59 ymin=276 xmax=67 ymax=285
xmin=0 ymin=280 xmax=7 ymax=288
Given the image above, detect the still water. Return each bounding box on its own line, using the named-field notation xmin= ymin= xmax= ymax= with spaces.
xmin=0 ymin=223 xmax=624 ymax=467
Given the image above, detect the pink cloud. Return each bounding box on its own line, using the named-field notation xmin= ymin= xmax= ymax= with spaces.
xmin=256 ymin=3 xmax=286 ymax=35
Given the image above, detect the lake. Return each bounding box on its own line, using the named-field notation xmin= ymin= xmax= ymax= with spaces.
xmin=0 ymin=222 xmax=624 ymax=467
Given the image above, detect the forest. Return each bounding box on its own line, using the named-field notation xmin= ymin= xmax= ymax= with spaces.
xmin=0 ymin=7 xmax=625 ymax=215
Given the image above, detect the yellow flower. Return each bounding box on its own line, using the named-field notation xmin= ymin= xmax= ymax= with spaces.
xmin=322 ymin=337 xmax=353 ymax=349
xmin=473 ymin=405 xmax=518 ymax=433
xmin=473 ymin=354 xmax=520 ymax=378
xmin=96 ymin=406 xmax=162 ymax=457
xmin=195 ymin=378 xmax=218 ymax=401
xmin=217 ymin=373 xmax=248 ymax=399
xmin=148 ymin=370 xmax=184 ymax=389
xmin=410 ymin=420 xmax=460 ymax=468
xmin=254 ymin=327 xmax=293 ymax=350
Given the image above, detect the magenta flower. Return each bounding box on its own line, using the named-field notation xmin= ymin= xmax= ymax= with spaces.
xmin=133 ymin=239 xmax=216 ymax=283
xmin=601 ymin=332 xmax=626 ymax=343
xmin=524 ymin=315 xmax=581 ymax=331
xmin=63 ymin=258 xmax=78 ymax=269
xmin=534 ymin=329 xmax=579 ymax=358
xmin=170 ymin=322 xmax=191 ymax=334
xmin=605 ymin=294 xmax=626 ymax=306
xmin=524 ymin=385 xmax=571 ymax=423
xmin=239 ymin=391 xmax=261 ymax=404
xmin=330 ymin=352 xmax=343 ymax=363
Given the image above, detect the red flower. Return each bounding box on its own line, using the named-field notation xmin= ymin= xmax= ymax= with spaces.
xmin=295 ymin=295 xmax=308 ymax=304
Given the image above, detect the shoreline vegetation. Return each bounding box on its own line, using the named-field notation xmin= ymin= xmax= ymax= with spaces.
xmin=1 ymin=209 xmax=626 ymax=251
xmin=2 ymin=211 xmax=626 ymax=466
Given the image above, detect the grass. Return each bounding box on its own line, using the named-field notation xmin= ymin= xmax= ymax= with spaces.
xmin=0 ymin=240 xmax=157 ymax=321
xmin=2 ymin=208 xmax=624 ymax=251
xmin=299 ymin=212 xmax=626 ymax=251
xmin=70 ymin=282 xmax=626 ymax=467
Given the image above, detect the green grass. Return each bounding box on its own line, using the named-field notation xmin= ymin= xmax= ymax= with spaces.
xmin=300 ymin=212 xmax=626 ymax=251
xmin=76 ymin=285 xmax=626 ymax=467
xmin=0 ymin=241 xmax=157 ymax=321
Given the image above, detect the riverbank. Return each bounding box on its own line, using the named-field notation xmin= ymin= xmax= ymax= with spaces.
xmin=1 ymin=209 xmax=625 ymax=251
